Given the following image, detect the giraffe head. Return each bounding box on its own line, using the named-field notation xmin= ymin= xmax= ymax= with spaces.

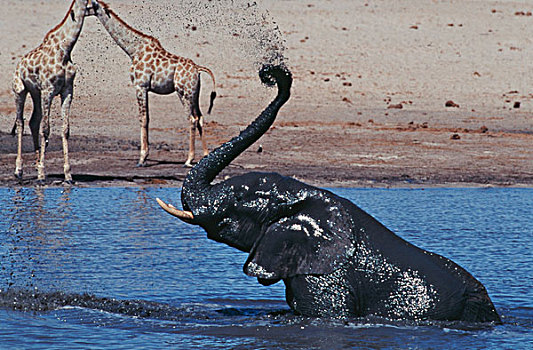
xmin=85 ymin=0 xmax=98 ymax=17
xmin=85 ymin=0 xmax=97 ymax=17
xmin=87 ymin=0 xmax=111 ymax=18
xmin=70 ymin=0 xmax=94 ymax=19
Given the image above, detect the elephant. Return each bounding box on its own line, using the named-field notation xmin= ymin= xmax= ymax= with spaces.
xmin=157 ymin=64 xmax=501 ymax=323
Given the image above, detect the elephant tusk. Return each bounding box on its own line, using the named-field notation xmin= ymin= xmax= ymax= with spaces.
xmin=156 ymin=198 xmax=195 ymax=222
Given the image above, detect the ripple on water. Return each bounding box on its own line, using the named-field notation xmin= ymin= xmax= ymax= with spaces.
xmin=0 ymin=187 xmax=531 ymax=349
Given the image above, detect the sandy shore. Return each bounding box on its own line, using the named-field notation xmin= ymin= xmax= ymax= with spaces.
xmin=0 ymin=0 xmax=531 ymax=188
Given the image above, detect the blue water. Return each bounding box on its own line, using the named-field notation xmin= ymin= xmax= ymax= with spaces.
xmin=0 ymin=187 xmax=531 ymax=349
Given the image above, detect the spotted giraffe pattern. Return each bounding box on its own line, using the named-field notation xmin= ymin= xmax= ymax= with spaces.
xmin=12 ymin=0 xmax=91 ymax=183
xmin=91 ymin=0 xmax=217 ymax=167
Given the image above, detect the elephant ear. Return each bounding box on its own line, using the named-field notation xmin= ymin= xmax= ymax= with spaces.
xmin=243 ymin=195 xmax=355 ymax=281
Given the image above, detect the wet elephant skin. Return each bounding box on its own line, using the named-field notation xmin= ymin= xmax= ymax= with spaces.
xmin=161 ymin=64 xmax=501 ymax=323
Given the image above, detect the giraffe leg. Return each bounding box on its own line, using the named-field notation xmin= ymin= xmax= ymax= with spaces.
xmin=185 ymin=114 xmax=196 ymax=168
xmin=28 ymin=90 xmax=43 ymax=175
xmin=198 ymin=115 xmax=208 ymax=157
xmin=183 ymin=79 xmax=205 ymax=167
xmin=136 ymin=87 xmax=149 ymax=167
xmin=13 ymin=89 xmax=28 ymax=179
xmin=191 ymin=80 xmax=208 ymax=157
xmin=37 ymin=89 xmax=54 ymax=183
xmin=60 ymin=86 xmax=73 ymax=184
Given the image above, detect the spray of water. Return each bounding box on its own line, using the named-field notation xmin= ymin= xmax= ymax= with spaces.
xmin=195 ymin=0 xmax=285 ymax=67
xmin=89 ymin=0 xmax=288 ymax=70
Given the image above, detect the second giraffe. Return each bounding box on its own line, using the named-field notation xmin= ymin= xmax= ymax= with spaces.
xmin=90 ymin=0 xmax=216 ymax=167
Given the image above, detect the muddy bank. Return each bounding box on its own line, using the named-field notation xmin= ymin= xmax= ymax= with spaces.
xmin=1 ymin=113 xmax=531 ymax=188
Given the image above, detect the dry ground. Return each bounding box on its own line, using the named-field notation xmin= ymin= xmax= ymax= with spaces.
xmin=0 ymin=0 xmax=531 ymax=188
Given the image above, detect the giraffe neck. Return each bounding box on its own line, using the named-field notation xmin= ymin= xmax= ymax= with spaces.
xmin=95 ymin=4 xmax=147 ymax=59
xmin=44 ymin=0 xmax=88 ymax=55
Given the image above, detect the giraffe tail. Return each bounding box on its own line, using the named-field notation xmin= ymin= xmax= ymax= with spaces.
xmin=10 ymin=121 xmax=17 ymax=136
xmin=208 ymin=91 xmax=217 ymax=115
xmin=198 ymin=66 xmax=216 ymax=114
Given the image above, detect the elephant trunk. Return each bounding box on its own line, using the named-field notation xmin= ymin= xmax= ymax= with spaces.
xmin=181 ymin=64 xmax=292 ymax=212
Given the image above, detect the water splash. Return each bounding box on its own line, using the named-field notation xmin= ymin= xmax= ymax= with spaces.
xmin=113 ymin=0 xmax=287 ymax=69
xmin=0 ymin=288 xmax=186 ymax=319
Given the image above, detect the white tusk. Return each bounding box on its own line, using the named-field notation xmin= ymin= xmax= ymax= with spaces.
xmin=156 ymin=198 xmax=195 ymax=222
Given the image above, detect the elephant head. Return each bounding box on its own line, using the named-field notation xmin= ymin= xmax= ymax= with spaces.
xmin=157 ymin=64 xmax=501 ymax=323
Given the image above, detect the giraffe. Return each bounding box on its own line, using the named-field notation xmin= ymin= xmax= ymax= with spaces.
xmin=12 ymin=0 xmax=92 ymax=184
xmin=89 ymin=0 xmax=217 ymax=167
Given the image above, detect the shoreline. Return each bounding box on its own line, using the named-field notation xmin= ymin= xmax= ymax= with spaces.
xmin=0 ymin=172 xmax=531 ymax=190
